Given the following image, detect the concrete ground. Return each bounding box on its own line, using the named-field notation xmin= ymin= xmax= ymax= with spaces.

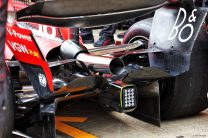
xmin=12 ymin=98 xmax=208 ymax=138
xmin=56 ymin=100 xmax=208 ymax=138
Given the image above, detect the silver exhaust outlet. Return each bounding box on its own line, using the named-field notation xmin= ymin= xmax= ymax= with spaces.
xmin=60 ymin=40 xmax=125 ymax=75
xmin=76 ymin=53 xmax=124 ymax=75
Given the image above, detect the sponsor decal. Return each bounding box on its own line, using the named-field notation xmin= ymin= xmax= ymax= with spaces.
xmin=7 ymin=40 xmax=40 ymax=58
xmin=168 ymin=8 xmax=197 ymax=42
xmin=33 ymin=25 xmax=56 ymax=39
xmin=17 ymin=22 xmax=60 ymax=41
xmin=38 ymin=73 xmax=47 ymax=87
xmin=7 ymin=27 xmax=32 ymax=42
xmin=6 ymin=25 xmax=54 ymax=91
xmin=6 ymin=26 xmax=41 ymax=59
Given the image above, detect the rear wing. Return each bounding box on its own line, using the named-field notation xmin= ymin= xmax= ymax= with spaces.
xmin=16 ymin=0 xmax=169 ymax=27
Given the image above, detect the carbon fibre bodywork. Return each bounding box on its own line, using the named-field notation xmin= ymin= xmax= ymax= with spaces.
xmin=148 ymin=1 xmax=208 ymax=76
xmin=16 ymin=0 xmax=169 ymax=27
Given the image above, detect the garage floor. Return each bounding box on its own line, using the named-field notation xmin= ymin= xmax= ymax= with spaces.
xmin=56 ymin=100 xmax=208 ymax=138
xmin=12 ymin=99 xmax=208 ymax=138
xmin=14 ymin=99 xmax=207 ymax=138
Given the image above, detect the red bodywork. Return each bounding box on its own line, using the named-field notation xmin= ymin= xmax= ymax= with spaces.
xmin=6 ymin=25 xmax=54 ymax=91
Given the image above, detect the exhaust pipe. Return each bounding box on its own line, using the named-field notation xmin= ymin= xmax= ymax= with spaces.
xmin=60 ymin=40 xmax=125 ymax=75
xmin=76 ymin=53 xmax=124 ymax=75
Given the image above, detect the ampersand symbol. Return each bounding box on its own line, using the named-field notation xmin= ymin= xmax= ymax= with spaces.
xmin=188 ymin=9 xmax=197 ymax=23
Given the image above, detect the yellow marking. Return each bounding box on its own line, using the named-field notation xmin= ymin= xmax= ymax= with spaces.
xmin=55 ymin=116 xmax=97 ymax=138
xmin=56 ymin=116 xmax=87 ymax=123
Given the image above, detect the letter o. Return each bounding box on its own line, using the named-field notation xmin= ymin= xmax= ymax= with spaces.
xmin=178 ymin=24 xmax=194 ymax=43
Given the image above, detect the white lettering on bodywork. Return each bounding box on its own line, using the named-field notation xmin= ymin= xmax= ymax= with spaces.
xmin=168 ymin=8 xmax=197 ymax=43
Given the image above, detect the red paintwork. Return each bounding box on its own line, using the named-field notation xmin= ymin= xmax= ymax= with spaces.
xmin=60 ymin=28 xmax=70 ymax=40
xmin=6 ymin=25 xmax=54 ymax=91
xmin=33 ymin=36 xmax=62 ymax=59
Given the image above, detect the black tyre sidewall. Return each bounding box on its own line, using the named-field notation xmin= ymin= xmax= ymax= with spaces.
xmin=123 ymin=18 xmax=152 ymax=44
xmin=1 ymin=74 xmax=14 ymax=138
xmin=160 ymin=28 xmax=208 ymax=119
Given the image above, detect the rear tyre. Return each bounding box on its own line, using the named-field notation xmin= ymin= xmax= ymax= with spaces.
xmin=1 ymin=74 xmax=14 ymax=138
xmin=123 ymin=18 xmax=208 ymax=119
xmin=160 ymin=28 xmax=208 ymax=119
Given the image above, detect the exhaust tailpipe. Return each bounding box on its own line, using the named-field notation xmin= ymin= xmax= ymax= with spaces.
xmin=60 ymin=40 xmax=125 ymax=75
xmin=76 ymin=53 xmax=124 ymax=75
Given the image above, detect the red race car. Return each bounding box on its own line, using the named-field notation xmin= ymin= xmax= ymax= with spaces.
xmin=2 ymin=0 xmax=208 ymax=137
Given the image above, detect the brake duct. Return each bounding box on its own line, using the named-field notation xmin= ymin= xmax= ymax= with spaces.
xmin=60 ymin=40 xmax=125 ymax=75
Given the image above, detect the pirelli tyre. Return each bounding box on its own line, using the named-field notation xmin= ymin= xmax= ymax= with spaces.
xmin=123 ymin=18 xmax=208 ymax=119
